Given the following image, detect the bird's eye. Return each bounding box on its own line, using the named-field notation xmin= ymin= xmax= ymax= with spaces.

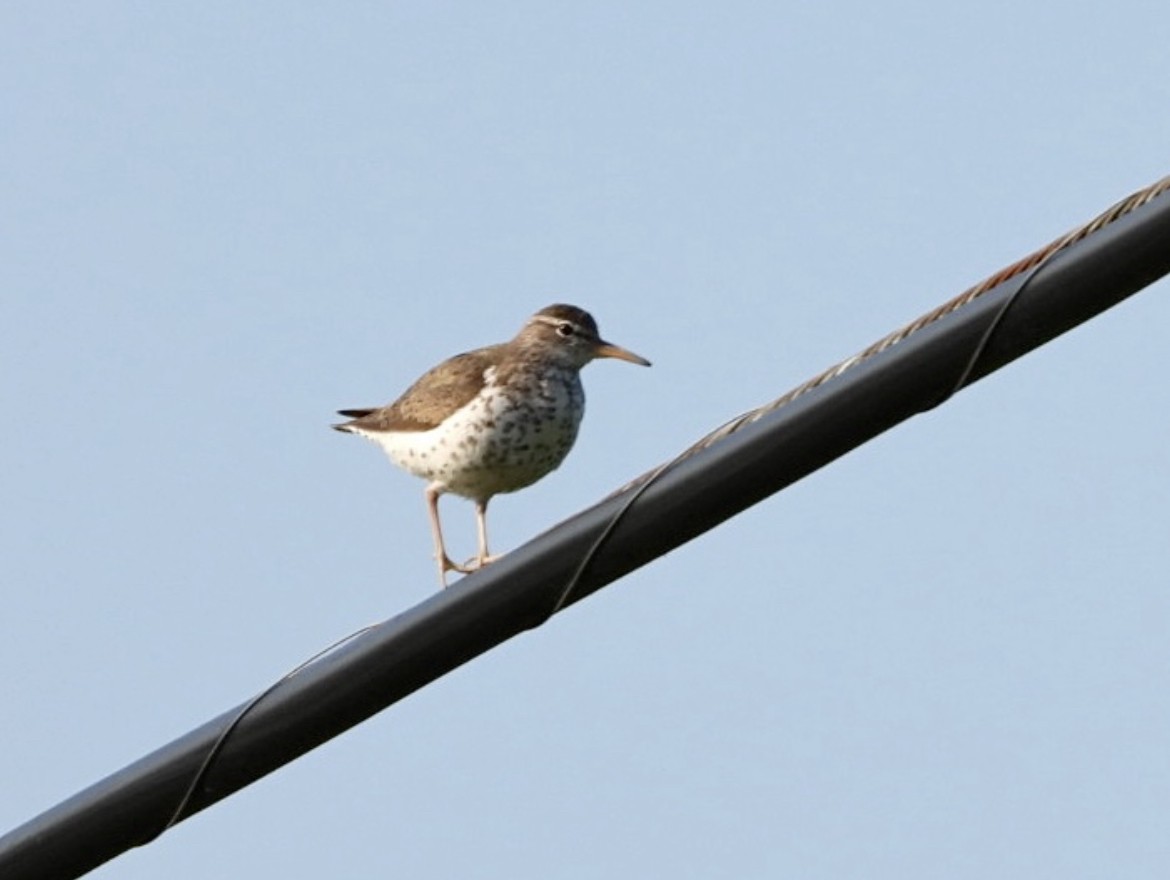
xmin=556 ymin=322 xmax=575 ymax=337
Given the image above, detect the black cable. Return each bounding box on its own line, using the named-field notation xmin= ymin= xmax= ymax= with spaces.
xmin=543 ymin=251 xmax=1062 ymax=620
xmin=5 ymin=175 xmax=1166 ymax=880
xmin=148 ymin=623 xmax=380 ymax=840
xmin=933 ymin=253 xmax=1057 ymax=408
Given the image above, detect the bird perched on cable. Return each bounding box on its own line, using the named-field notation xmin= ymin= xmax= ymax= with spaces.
xmin=333 ymin=304 xmax=650 ymax=587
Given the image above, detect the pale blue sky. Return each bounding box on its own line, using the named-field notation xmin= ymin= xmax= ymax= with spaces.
xmin=3 ymin=3 xmax=1169 ymax=878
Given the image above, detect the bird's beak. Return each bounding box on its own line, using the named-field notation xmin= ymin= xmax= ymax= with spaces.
xmin=593 ymin=340 xmax=652 ymax=367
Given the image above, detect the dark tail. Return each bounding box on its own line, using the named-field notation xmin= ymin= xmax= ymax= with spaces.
xmin=332 ymin=408 xmax=374 ymax=433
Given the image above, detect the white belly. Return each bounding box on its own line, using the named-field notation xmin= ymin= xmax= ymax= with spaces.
xmin=355 ymin=375 xmax=585 ymax=500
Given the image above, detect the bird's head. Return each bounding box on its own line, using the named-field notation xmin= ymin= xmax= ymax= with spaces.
xmin=518 ymin=304 xmax=651 ymax=370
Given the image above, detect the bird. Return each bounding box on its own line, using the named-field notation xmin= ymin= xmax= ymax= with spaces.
xmin=333 ymin=304 xmax=650 ymax=587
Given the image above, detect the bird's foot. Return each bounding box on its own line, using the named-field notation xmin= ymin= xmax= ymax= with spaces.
xmin=440 ymin=554 xmax=477 ymax=576
xmin=460 ymin=553 xmax=504 ymax=572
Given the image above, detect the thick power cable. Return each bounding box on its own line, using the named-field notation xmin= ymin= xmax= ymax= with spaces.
xmin=2 ymin=174 xmax=1168 ymax=880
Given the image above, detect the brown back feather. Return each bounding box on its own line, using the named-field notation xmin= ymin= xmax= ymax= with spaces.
xmin=335 ymin=345 xmax=502 ymax=433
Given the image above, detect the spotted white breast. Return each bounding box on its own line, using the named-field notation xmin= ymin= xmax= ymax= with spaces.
xmin=349 ymin=366 xmax=586 ymax=500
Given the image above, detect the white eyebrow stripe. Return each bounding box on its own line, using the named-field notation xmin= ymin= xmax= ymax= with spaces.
xmin=530 ymin=315 xmax=573 ymax=328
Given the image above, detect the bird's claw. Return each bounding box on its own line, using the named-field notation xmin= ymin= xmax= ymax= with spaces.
xmin=459 ymin=553 xmax=504 ymax=573
xmin=440 ymin=555 xmax=477 ymax=575
xmin=435 ymin=553 xmax=505 ymax=588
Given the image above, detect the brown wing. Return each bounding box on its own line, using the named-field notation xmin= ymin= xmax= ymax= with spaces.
xmin=334 ymin=345 xmax=502 ymax=433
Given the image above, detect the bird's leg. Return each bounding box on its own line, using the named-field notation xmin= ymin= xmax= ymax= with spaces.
xmin=425 ymin=485 xmax=474 ymax=588
xmin=471 ymin=497 xmax=503 ymax=570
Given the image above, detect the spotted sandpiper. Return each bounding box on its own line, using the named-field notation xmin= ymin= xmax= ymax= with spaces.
xmin=333 ymin=304 xmax=650 ymax=587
